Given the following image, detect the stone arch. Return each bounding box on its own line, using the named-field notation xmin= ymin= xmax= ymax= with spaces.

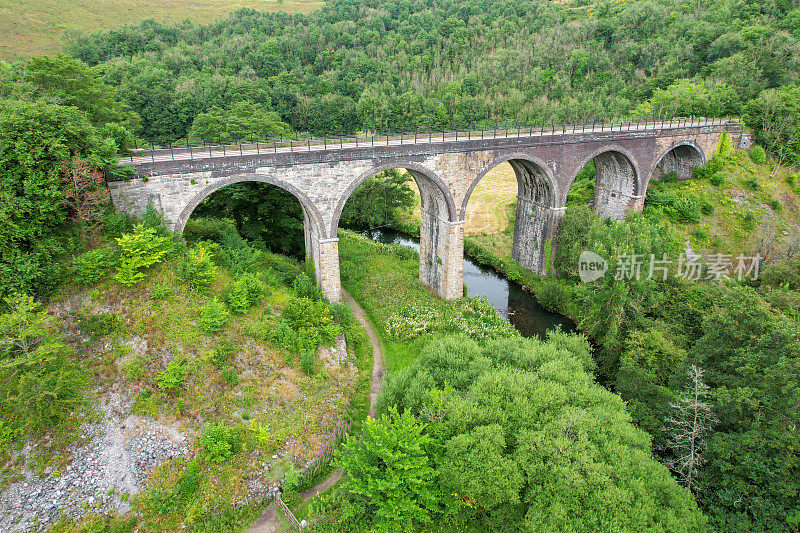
xmin=331 ymin=161 xmax=460 ymax=299
xmin=174 ymin=174 xmax=325 ymax=239
xmin=329 ymin=161 xmax=457 ymax=235
xmin=567 ymin=145 xmax=642 ymax=220
xmin=464 ymin=153 xmax=559 ymax=275
xmin=653 ymin=140 xmax=706 ymax=180
xmin=460 ymin=152 xmax=559 ymax=218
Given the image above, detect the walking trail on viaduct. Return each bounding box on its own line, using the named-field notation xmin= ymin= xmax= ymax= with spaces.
xmin=110 ymin=119 xmax=744 ymax=302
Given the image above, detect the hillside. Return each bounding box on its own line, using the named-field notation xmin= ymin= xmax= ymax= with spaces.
xmin=0 ymin=220 xmax=371 ymax=531
xmin=0 ymin=0 xmax=323 ymax=59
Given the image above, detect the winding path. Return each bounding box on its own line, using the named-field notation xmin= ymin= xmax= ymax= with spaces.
xmin=247 ymin=290 xmax=384 ymax=532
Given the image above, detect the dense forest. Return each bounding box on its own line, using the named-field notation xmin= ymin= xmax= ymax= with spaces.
xmin=1 ymin=0 xmax=800 ymax=531
xmin=54 ymin=0 xmax=800 ymax=141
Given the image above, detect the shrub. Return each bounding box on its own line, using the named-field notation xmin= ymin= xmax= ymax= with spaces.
xmin=222 ymin=368 xmax=239 ymax=387
xmin=750 ymin=145 xmax=766 ymax=165
xmin=660 ymin=171 xmax=679 ymax=183
xmin=72 ymin=246 xmax=117 ymax=284
xmin=717 ymin=131 xmax=734 ymax=157
xmin=150 ymin=283 xmax=172 ymax=300
xmin=103 ymin=210 xmax=136 ymax=238
xmin=709 ymin=171 xmax=726 ymax=187
xmin=282 ymin=297 xmax=341 ymax=345
xmin=78 ymin=312 xmax=123 ymax=338
xmin=177 ymin=242 xmax=217 ymax=290
xmin=693 ymin=157 xmax=724 ymax=180
xmin=769 ymin=198 xmax=781 ymax=211
xmin=692 ymin=228 xmax=710 ymax=242
xmin=745 ymin=178 xmax=760 ymax=191
xmin=211 ymin=341 xmax=235 ymax=368
xmin=199 ymin=423 xmax=241 ymax=462
xmin=387 ymin=306 xmax=441 ymax=340
xmin=742 ymin=211 xmax=757 ymax=231
xmin=114 ymin=224 xmax=173 ymax=286
xmin=0 ymin=293 xmax=86 ymax=434
xmin=386 ymin=297 xmax=516 ymax=342
xmin=121 ymin=358 xmax=146 ymax=381
xmin=536 ymin=280 xmax=570 ymax=313
xmin=667 ymin=196 xmax=702 ymax=223
xmin=183 ymin=217 xmax=239 ymax=244
xmin=199 ymin=299 xmax=229 ymax=333
xmin=292 ymin=272 xmax=324 ymax=301
xmin=156 ymin=357 xmax=188 ymax=391
xmin=225 ymin=272 xmax=266 ymax=314
xmin=700 ymin=201 xmax=714 ymax=215
xmin=301 ymin=347 xmax=315 ymax=375
xmin=260 ymin=252 xmax=300 ymax=283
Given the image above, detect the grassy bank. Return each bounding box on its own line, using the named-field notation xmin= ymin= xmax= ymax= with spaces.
xmin=338 ymin=230 xmax=447 ymax=373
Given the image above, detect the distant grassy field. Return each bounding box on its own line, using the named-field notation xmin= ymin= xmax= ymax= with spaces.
xmin=403 ymin=162 xmax=519 ymax=236
xmin=0 ymin=0 xmax=324 ymax=59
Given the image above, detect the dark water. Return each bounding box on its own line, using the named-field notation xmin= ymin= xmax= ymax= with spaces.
xmin=360 ymin=228 xmax=575 ymax=339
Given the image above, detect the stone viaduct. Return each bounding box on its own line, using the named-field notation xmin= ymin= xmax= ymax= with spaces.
xmin=109 ymin=120 xmax=743 ymax=302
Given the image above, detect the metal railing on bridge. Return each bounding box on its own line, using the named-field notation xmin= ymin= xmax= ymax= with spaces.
xmin=123 ymin=116 xmax=739 ymax=166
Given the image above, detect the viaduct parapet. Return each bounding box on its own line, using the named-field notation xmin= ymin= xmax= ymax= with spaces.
xmin=110 ymin=120 xmax=743 ymax=302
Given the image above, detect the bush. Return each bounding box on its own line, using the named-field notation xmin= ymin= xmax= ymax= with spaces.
xmin=78 ymin=312 xmax=123 ymax=338
xmin=282 ymin=297 xmax=341 ymax=345
xmin=183 ymin=217 xmax=239 ymax=244
xmin=258 ymin=252 xmax=300 ymax=283
xmin=745 ymin=178 xmax=760 ymax=191
xmin=693 ymin=157 xmax=724 ymax=180
xmin=700 ymin=201 xmax=714 ymax=215
xmin=769 ymin=198 xmax=781 ymax=211
xmin=102 ymin=210 xmax=137 ymax=239
xmin=177 ymin=242 xmax=217 ymax=290
xmin=211 ymin=341 xmax=235 ymax=369
xmin=300 ymin=346 xmax=316 ymax=375
xmin=667 ymin=196 xmax=702 ymax=223
xmin=0 ymin=293 xmax=86 ymax=434
xmin=386 ymin=297 xmax=516 ymax=342
xmin=709 ymin=171 xmax=726 ymax=187
xmin=660 ymin=171 xmax=679 ymax=183
xmin=72 ymin=246 xmax=117 ymax=284
xmin=121 ymin=358 xmax=145 ymax=381
xmin=536 ymin=280 xmax=570 ymax=313
xmin=292 ymin=272 xmax=324 ymax=301
xmin=199 ymin=423 xmax=241 ymax=462
xmin=150 ymin=283 xmax=172 ymax=300
xmin=222 ymin=368 xmax=239 ymax=387
xmin=114 ymin=224 xmax=173 ymax=286
xmin=199 ymin=299 xmax=229 ymax=333
xmin=750 ymin=145 xmax=766 ymax=165
xmin=742 ymin=211 xmax=757 ymax=231
xmin=156 ymin=357 xmax=188 ymax=391
xmin=225 ymin=272 xmax=266 ymax=314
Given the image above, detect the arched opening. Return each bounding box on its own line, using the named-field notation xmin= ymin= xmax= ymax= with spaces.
xmin=186 ymin=182 xmax=305 ymax=258
xmin=176 ymin=177 xmax=325 ymax=272
xmin=462 ymin=156 xmax=557 ymax=276
xmin=332 ymin=164 xmax=459 ymax=299
xmin=567 ymin=149 xmax=640 ymax=220
xmin=653 ymin=142 xmax=706 ymax=180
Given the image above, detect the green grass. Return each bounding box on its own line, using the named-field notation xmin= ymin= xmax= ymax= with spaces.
xmin=0 ymin=0 xmax=324 ymax=59
xmin=338 ymin=230 xmax=450 ymax=373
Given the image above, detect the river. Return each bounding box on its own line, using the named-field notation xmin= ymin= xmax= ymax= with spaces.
xmin=359 ymin=228 xmax=575 ymax=339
